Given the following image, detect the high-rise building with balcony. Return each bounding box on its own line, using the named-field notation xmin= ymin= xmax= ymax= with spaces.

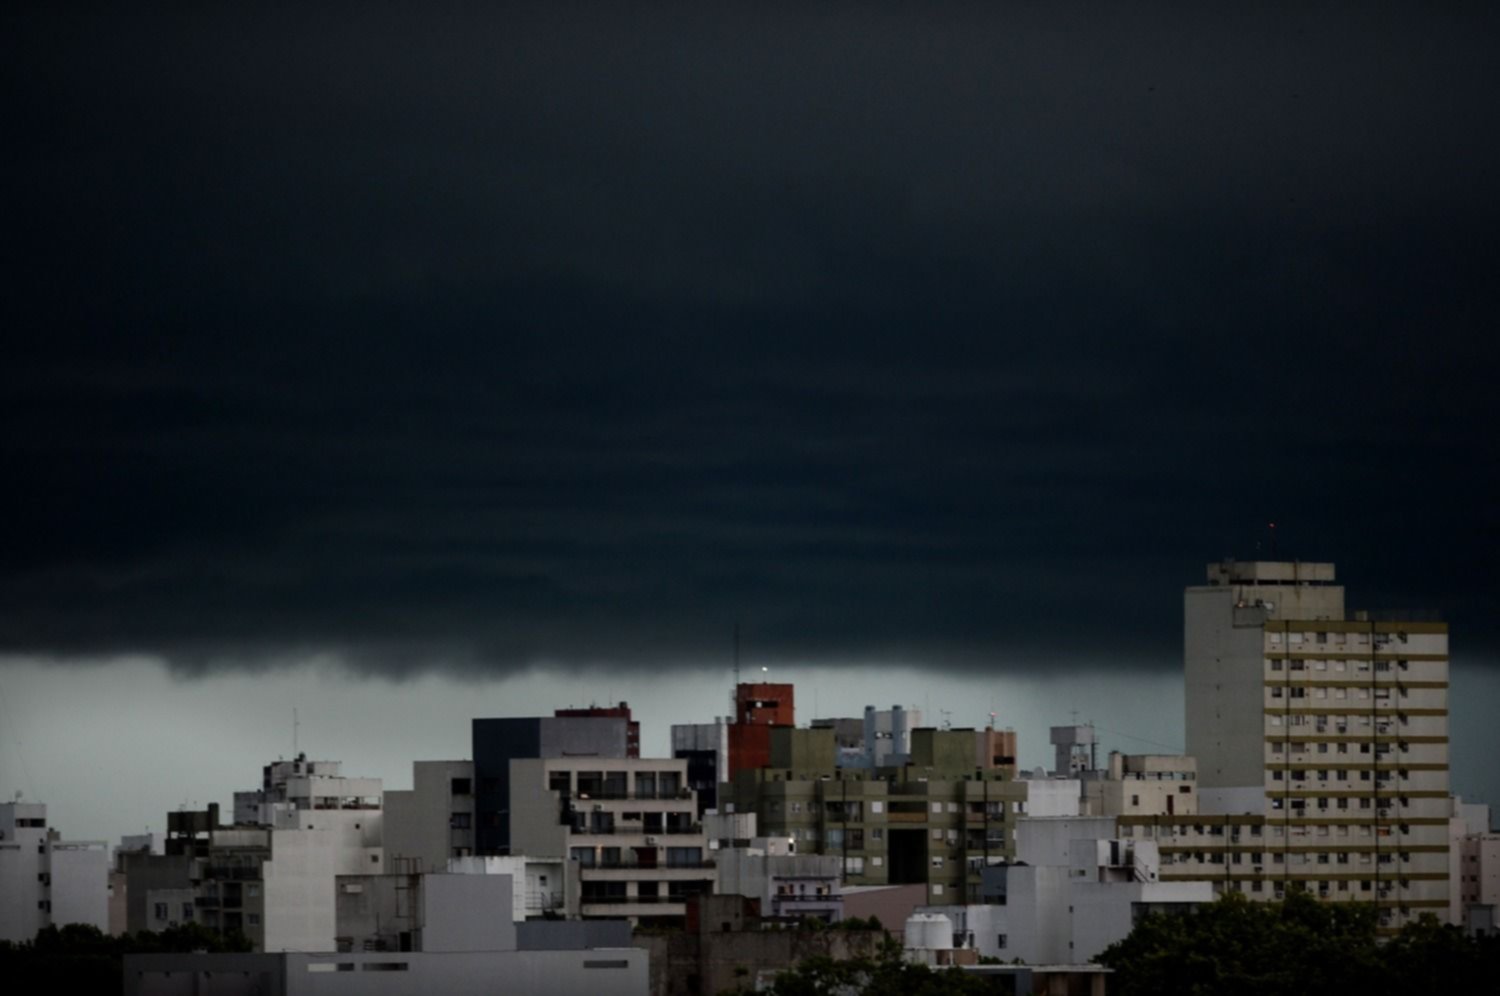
xmin=1160 ymin=559 xmax=1452 ymax=930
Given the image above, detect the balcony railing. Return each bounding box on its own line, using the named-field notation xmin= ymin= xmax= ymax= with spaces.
xmin=583 ymin=859 xmax=716 ymax=871
xmin=568 ymin=789 xmax=693 ymax=802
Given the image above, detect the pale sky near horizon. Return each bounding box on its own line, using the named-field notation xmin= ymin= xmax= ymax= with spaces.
xmin=4 ymin=653 xmax=1496 ymax=847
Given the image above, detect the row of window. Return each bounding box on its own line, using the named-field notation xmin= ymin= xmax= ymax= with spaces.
xmin=1267 ymin=716 xmax=1419 ymax=730
xmin=1267 ymin=630 xmax=1411 ymax=646
xmin=1127 ymin=823 xmax=1404 ymax=840
xmin=1270 ymin=769 xmax=1414 ymax=782
xmin=1164 ymin=851 xmax=1409 ymax=865
xmin=765 ymin=799 xmax=1015 ymax=817
xmin=1269 ymin=686 xmax=1403 ymax=699
xmin=1268 ymin=658 xmax=1413 ymax=672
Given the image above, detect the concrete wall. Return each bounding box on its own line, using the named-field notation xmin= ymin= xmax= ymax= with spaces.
xmin=49 ymin=840 xmax=109 ymax=931
xmin=636 ymin=928 xmax=883 ymax=996
xmin=516 ymin=919 xmax=631 ymax=951
xmin=124 ymin=949 xmax=648 ymax=996
xmin=143 ymin=888 xmax=198 ymax=932
xmin=420 ymin=873 xmax=515 ymax=952
xmin=383 ymin=760 xmax=474 ymax=875
xmin=261 ymin=821 xmax=383 ymax=953
xmin=1015 ymin=817 xmax=1116 ymax=866
xmin=1070 ymin=880 xmax=1213 ymax=962
xmin=1020 ymin=780 xmax=1082 ymax=818
xmin=122 ymin=854 xmax=195 ymax=934
xmin=1185 ymin=585 xmax=1270 ymax=790
xmin=449 ymin=855 xmax=573 ymax=919
xmin=1005 ymin=865 xmax=1071 ymax=964
xmin=1185 ymin=561 xmax=1346 ymax=792
xmin=841 ymin=883 xmax=927 ymax=935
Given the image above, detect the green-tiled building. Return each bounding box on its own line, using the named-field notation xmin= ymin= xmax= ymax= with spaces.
xmin=727 ymin=727 xmax=1027 ymax=903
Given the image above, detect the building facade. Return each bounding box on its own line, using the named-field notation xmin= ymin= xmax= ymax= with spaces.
xmin=509 ymin=757 xmax=713 ymax=924
xmin=383 ymin=760 xmax=475 ymax=873
xmin=1180 ymin=559 xmax=1452 ymax=928
xmin=0 ymin=801 xmax=108 ymax=942
xmin=473 ymin=715 xmax=631 ymax=856
xmin=728 ymin=726 xmax=1027 ymax=904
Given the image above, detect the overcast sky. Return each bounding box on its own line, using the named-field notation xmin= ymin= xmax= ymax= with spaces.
xmin=3 ymin=4 xmax=1498 ymax=838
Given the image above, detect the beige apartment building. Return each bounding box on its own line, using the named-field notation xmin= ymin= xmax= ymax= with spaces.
xmin=508 ymin=757 xmax=713 ymax=924
xmin=1177 ymin=560 xmax=1450 ymax=930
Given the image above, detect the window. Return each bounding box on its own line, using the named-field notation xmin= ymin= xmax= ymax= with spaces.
xmin=450 ymin=778 xmax=472 ymax=796
xmin=997 ymin=934 xmax=1008 ymax=949
xmin=154 ymin=902 xmax=168 ymax=921
xmin=449 ymin=813 xmax=471 ymax=829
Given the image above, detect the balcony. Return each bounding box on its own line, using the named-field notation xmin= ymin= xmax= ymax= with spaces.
xmin=581 ymin=862 xmax=716 ymax=878
xmin=569 ymin=789 xmax=693 ymax=802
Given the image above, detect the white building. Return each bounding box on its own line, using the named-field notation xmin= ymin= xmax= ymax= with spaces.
xmin=1180 ymin=559 xmax=1452 ymax=928
xmin=918 ymin=815 xmax=1211 ymax=965
xmin=0 ymin=800 xmax=109 ymax=942
xmin=189 ymin=756 xmax=384 ymax=951
xmin=1454 ymin=801 xmax=1498 ymax=934
xmin=124 ymin=870 xmax=646 ymax=996
xmin=708 ymin=814 xmax=843 ymax=923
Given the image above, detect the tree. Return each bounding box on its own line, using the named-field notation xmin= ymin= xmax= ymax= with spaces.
xmin=1096 ymin=891 xmax=1500 ymax=996
xmin=0 ymin=922 xmax=251 ymax=990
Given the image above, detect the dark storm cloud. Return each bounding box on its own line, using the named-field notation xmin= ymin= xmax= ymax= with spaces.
xmin=3 ymin=3 xmax=1498 ymax=675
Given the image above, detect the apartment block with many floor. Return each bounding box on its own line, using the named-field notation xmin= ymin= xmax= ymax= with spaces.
xmin=727 ymin=726 xmax=1027 ymax=904
xmin=1180 ymin=559 xmax=1451 ymax=929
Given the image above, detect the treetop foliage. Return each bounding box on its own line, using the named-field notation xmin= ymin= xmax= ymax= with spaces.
xmin=1096 ymin=891 xmax=1500 ymax=996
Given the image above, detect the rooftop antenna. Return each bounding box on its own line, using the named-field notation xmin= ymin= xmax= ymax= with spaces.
xmin=1268 ymin=521 xmax=1277 ymax=558
xmin=293 ymin=707 xmax=300 ymax=757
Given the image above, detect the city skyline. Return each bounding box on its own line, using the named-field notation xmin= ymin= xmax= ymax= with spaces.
xmin=4 ymin=3 xmax=1498 ymax=877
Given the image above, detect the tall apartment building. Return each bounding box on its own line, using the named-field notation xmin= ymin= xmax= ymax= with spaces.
xmin=473 ymin=715 xmax=632 ymax=856
xmin=1177 ymin=559 xmax=1451 ymax=929
xmin=508 ymin=756 xmax=713 ymax=924
xmin=727 ymin=726 xmax=1027 ymax=904
xmin=148 ymin=757 xmax=384 ymax=951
